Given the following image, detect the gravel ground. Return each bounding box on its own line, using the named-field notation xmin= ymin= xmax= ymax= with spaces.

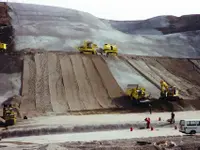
xmin=59 ymin=135 xmax=200 ymax=150
xmin=1 ymin=135 xmax=200 ymax=150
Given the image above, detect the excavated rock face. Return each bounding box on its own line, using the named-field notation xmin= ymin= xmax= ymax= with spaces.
xmin=157 ymin=15 xmax=200 ymax=34
xmin=108 ymin=15 xmax=200 ymax=35
xmin=6 ymin=2 xmax=200 ymax=57
xmin=0 ymin=3 xmax=20 ymax=105
xmin=0 ymin=2 xmax=14 ymax=52
xmin=0 ymin=3 xmax=10 ymax=25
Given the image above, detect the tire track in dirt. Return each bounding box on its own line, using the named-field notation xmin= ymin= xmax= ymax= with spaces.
xmin=190 ymin=59 xmax=200 ymax=72
xmin=157 ymin=58 xmax=200 ymax=86
xmin=70 ymin=54 xmax=100 ymax=110
xmin=104 ymin=56 xmax=160 ymax=98
xmin=126 ymin=57 xmax=161 ymax=89
xmin=60 ymin=54 xmax=84 ymax=111
xmin=82 ymin=55 xmax=112 ymax=108
xmin=92 ymin=56 xmax=123 ymax=99
xmin=21 ymin=55 xmax=36 ymax=111
xmin=48 ymin=53 xmax=69 ymax=113
xmin=34 ymin=53 xmax=52 ymax=113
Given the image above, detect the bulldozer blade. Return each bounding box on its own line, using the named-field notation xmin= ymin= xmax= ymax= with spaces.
xmin=126 ymin=84 xmax=138 ymax=88
xmin=139 ymin=99 xmax=151 ymax=103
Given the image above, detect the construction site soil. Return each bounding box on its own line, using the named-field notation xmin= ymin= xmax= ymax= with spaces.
xmin=39 ymin=135 xmax=200 ymax=150
xmin=0 ymin=135 xmax=200 ymax=150
xmin=1 ymin=2 xmax=200 ymax=116
xmin=0 ymin=51 xmax=200 ymax=116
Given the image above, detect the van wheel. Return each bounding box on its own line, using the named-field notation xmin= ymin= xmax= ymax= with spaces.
xmin=190 ymin=130 xmax=196 ymax=135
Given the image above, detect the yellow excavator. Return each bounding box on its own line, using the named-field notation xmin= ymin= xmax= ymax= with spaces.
xmin=2 ymin=104 xmax=17 ymax=126
xmin=1 ymin=95 xmax=23 ymax=126
xmin=125 ymin=84 xmax=151 ymax=104
xmin=159 ymin=80 xmax=181 ymax=101
xmin=0 ymin=42 xmax=7 ymax=51
xmin=76 ymin=41 xmax=118 ymax=56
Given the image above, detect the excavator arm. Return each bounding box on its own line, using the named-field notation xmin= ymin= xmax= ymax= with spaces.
xmin=160 ymin=81 xmax=169 ymax=93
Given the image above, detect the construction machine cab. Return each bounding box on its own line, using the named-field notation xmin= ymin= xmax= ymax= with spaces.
xmin=167 ymin=86 xmax=179 ymax=97
xmin=159 ymin=80 xmax=180 ymax=101
xmin=125 ymin=84 xmax=150 ymax=104
xmin=103 ymin=44 xmax=118 ymax=56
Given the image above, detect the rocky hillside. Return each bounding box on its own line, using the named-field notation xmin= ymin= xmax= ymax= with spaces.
xmin=105 ymin=15 xmax=200 ymax=35
xmin=0 ymin=2 xmax=14 ymax=52
xmin=5 ymin=2 xmax=200 ymax=57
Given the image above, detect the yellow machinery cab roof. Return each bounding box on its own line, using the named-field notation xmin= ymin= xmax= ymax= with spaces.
xmin=0 ymin=42 xmax=7 ymax=49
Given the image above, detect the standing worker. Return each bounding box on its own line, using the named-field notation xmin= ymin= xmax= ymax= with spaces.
xmin=149 ymin=104 xmax=152 ymax=114
xmin=170 ymin=112 xmax=175 ymax=124
xmin=145 ymin=117 xmax=151 ymax=128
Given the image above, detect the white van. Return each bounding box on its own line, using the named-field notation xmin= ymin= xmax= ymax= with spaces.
xmin=179 ymin=119 xmax=200 ymax=134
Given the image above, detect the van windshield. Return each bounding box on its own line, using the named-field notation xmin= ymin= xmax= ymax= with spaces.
xmin=180 ymin=120 xmax=185 ymax=125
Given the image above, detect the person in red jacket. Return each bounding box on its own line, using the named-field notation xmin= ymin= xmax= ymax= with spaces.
xmin=145 ymin=117 xmax=151 ymax=128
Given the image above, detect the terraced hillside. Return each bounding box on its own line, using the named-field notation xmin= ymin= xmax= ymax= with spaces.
xmin=13 ymin=52 xmax=200 ymax=116
xmin=21 ymin=52 xmax=123 ymax=115
xmin=1 ymin=2 xmax=200 ymax=116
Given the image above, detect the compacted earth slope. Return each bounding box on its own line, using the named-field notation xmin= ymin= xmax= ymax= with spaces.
xmin=18 ymin=52 xmax=200 ymax=116
xmin=21 ymin=52 xmax=123 ymax=115
xmin=1 ymin=2 xmax=200 ymax=116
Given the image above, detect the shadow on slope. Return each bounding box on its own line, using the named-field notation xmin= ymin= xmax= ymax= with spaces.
xmin=112 ymin=96 xmax=186 ymax=112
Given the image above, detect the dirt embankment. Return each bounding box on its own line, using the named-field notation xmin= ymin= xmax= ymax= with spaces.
xmin=1 ymin=51 xmax=200 ymax=115
xmin=0 ymin=54 xmax=22 ymax=108
xmin=16 ymin=52 xmax=200 ymax=115
xmin=21 ymin=53 xmax=121 ymax=116
xmin=123 ymin=56 xmax=200 ymax=100
xmin=0 ymin=3 xmax=10 ymax=25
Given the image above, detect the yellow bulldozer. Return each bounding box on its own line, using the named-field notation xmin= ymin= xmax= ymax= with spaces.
xmin=99 ymin=44 xmax=118 ymax=56
xmin=77 ymin=40 xmax=98 ymax=55
xmin=0 ymin=42 xmax=7 ymax=51
xmin=125 ymin=84 xmax=151 ymax=104
xmin=159 ymin=80 xmax=181 ymax=101
xmin=76 ymin=40 xmax=118 ymax=56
